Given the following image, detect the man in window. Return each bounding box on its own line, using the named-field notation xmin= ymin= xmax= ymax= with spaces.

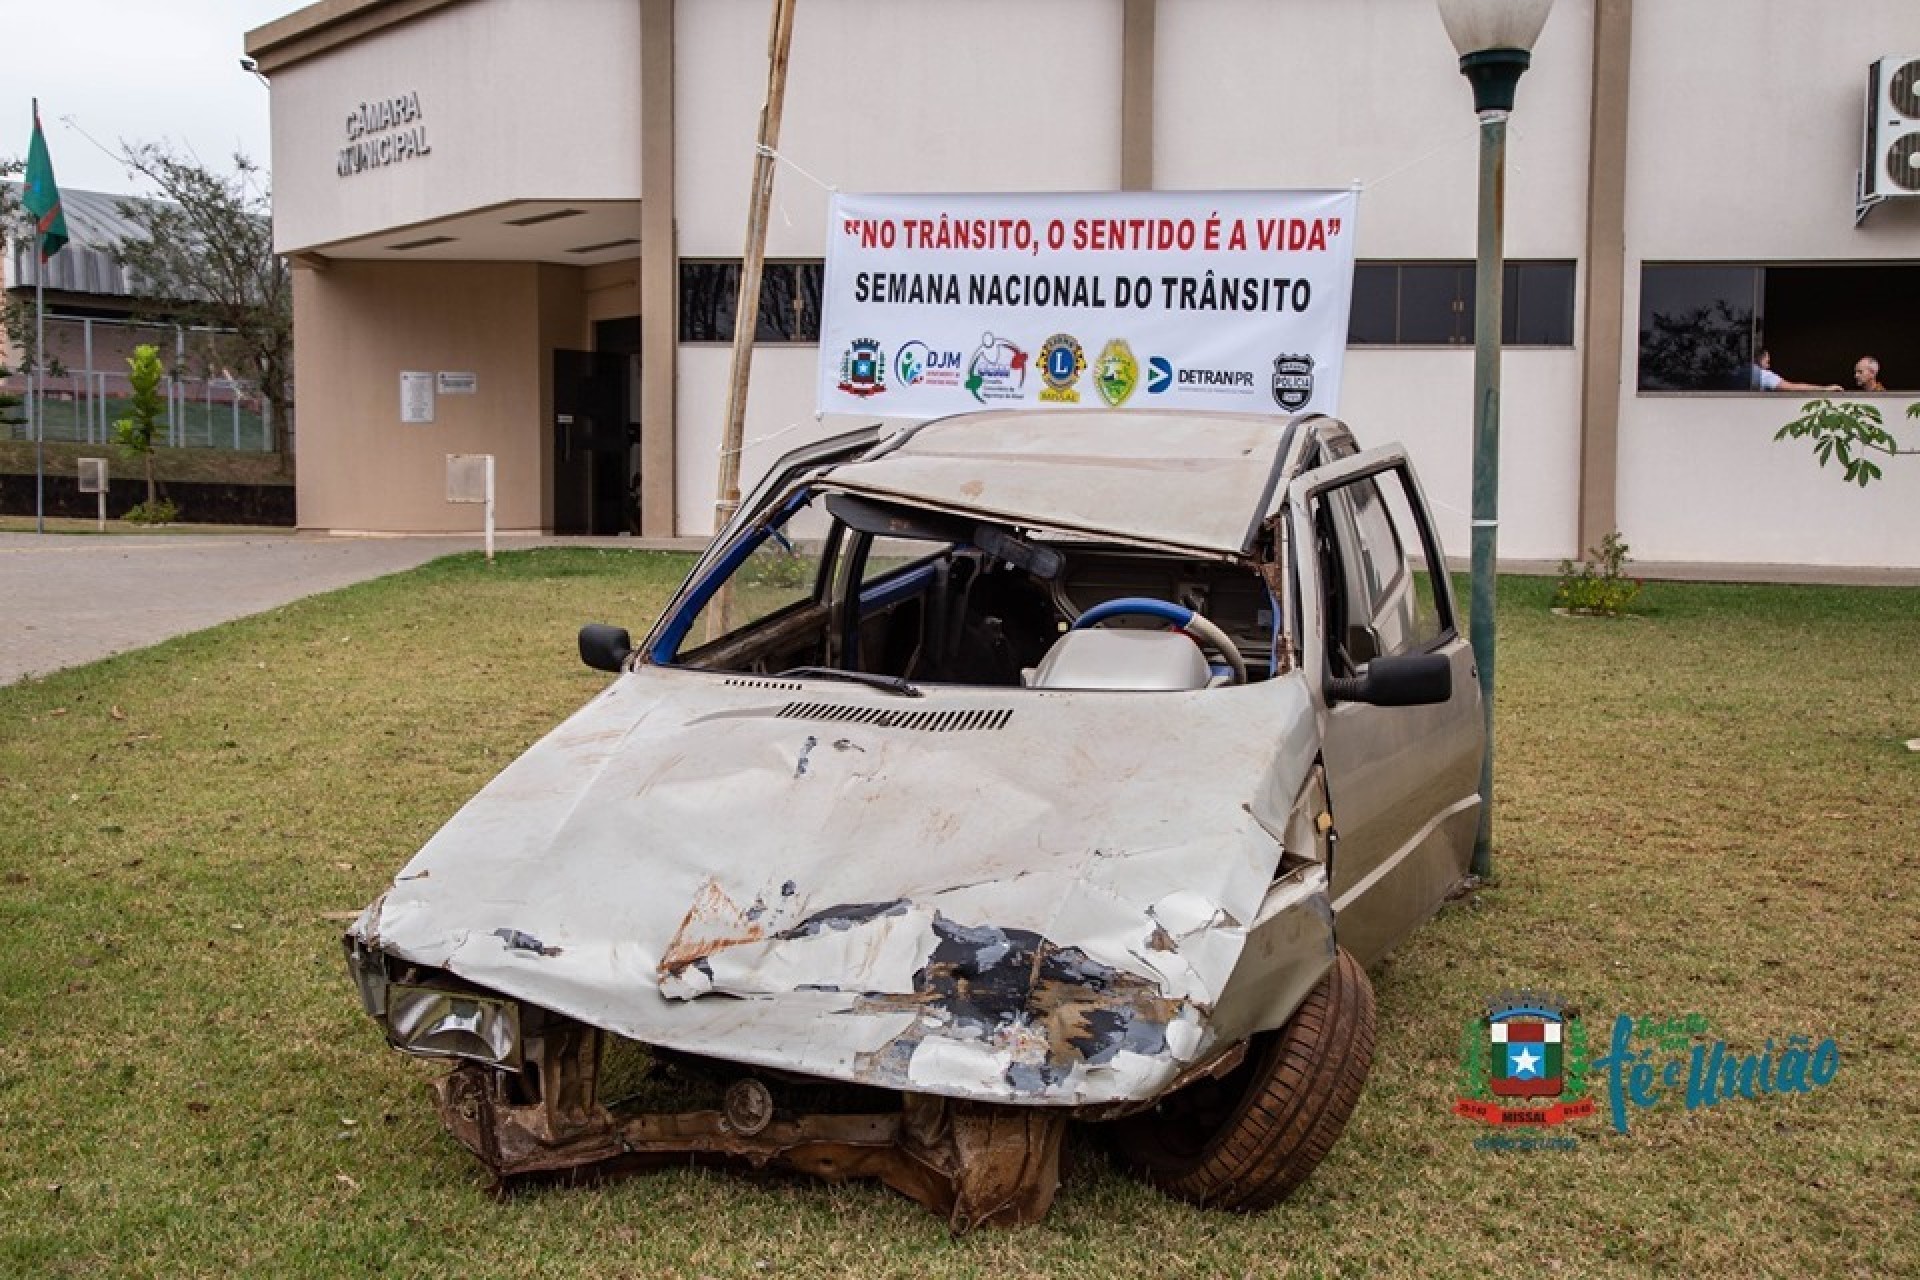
xmin=1853 ymin=357 xmax=1888 ymax=393
xmin=1750 ymin=349 xmax=1840 ymax=393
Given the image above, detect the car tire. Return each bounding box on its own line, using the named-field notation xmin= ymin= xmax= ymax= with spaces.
xmin=1107 ymin=946 xmax=1375 ymax=1211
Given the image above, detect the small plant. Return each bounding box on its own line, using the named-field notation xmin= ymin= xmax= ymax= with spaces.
xmin=1774 ymin=399 xmax=1920 ymax=487
xmin=123 ymin=498 xmax=179 ymax=525
xmin=1555 ymin=531 xmax=1642 ymax=617
xmin=114 ymin=344 xmax=167 ymax=509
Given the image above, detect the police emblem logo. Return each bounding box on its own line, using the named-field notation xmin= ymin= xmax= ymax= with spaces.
xmin=1036 ymin=334 xmax=1086 ymax=404
xmin=837 ymin=338 xmax=888 ymax=398
xmin=1271 ymin=354 xmax=1315 ymax=411
xmin=1095 ymin=339 xmax=1139 ymax=408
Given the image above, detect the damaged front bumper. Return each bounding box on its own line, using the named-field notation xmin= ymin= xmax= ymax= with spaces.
xmin=342 ymin=857 xmax=1328 ymax=1230
xmin=434 ymin=1023 xmax=1071 ymax=1231
xmin=349 ymin=936 xmax=1075 ymax=1228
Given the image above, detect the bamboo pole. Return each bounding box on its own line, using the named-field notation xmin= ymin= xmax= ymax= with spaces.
xmin=713 ymin=0 xmax=797 ymax=537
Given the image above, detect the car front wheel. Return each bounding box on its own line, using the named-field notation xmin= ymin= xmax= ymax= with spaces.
xmin=1107 ymin=946 xmax=1376 ymax=1210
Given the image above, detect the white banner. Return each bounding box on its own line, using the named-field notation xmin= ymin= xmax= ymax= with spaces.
xmin=816 ymin=189 xmax=1358 ymax=419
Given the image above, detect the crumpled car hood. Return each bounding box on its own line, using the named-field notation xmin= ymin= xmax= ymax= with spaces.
xmin=355 ymin=667 xmax=1322 ymax=1105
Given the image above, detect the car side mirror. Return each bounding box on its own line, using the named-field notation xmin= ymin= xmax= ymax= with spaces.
xmin=1326 ymin=652 xmax=1451 ymax=707
xmin=578 ymin=623 xmax=633 ymax=673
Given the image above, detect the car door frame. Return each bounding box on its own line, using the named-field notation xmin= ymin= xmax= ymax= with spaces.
xmin=1285 ymin=444 xmax=1485 ymax=967
xmin=642 ymin=424 xmax=888 ymax=663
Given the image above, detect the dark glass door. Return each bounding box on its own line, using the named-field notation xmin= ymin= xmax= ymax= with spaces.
xmin=552 ymin=348 xmax=629 ymax=535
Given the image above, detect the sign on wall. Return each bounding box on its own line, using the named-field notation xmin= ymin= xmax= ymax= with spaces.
xmin=339 ymin=90 xmax=431 ymax=178
xmin=817 ymin=190 xmax=1359 ymax=419
xmin=400 ymin=371 xmax=435 ymax=424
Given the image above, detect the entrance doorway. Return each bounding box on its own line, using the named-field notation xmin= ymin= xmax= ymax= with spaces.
xmin=551 ymin=348 xmax=629 ymax=535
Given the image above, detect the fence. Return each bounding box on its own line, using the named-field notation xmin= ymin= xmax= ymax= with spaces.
xmin=1 ymin=315 xmax=277 ymax=453
xmin=4 ymin=371 xmax=274 ymax=452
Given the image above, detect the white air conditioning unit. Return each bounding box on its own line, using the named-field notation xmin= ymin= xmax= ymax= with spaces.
xmin=1858 ymin=54 xmax=1920 ymax=223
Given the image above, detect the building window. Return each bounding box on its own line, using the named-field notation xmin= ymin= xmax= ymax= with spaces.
xmin=1637 ymin=263 xmax=1918 ymax=392
xmin=678 ymin=260 xmax=823 ymax=343
xmin=1347 ymin=261 xmax=1575 ymax=347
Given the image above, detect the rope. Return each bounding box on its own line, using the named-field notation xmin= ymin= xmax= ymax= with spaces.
xmin=716 ymin=417 xmax=809 ymax=463
xmin=755 ymin=144 xmax=838 ymax=194
xmin=1354 ymin=119 xmax=1486 ymax=193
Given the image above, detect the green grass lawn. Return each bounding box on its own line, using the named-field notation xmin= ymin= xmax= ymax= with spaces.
xmin=0 ymin=554 xmax=1915 ymax=1278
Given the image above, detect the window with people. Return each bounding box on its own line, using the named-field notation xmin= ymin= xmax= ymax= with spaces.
xmin=1638 ymin=263 xmax=1915 ymax=394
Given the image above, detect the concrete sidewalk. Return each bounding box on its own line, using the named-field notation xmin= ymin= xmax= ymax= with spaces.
xmin=0 ymin=531 xmax=696 ymax=686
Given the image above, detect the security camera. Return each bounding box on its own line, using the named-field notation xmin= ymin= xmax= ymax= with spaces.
xmin=239 ymin=55 xmax=259 ymax=71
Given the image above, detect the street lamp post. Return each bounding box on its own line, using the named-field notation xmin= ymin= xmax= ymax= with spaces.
xmin=1437 ymin=0 xmax=1554 ymax=878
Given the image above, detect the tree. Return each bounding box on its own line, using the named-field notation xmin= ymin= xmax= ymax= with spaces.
xmin=114 ymin=343 xmax=165 ymax=509
xmin=0 ymin=158 xmax=60 ymax=387
xmin=0 ymin=360 xmax=22 ymax=436
xmin=109 ymin=144 xmax=293 ymax=472
xmin=1775 ymin=399 xmax=1920 ymax=487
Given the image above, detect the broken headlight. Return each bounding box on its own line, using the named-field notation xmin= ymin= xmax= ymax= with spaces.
xmin=343 ymin=936 xmax=522 ymax=1069
xmin=385 ymin=983 xmax=523 ymax=1070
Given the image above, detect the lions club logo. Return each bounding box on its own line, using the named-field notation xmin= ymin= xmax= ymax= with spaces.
xmin=1036 ymin=334 xmax=1086 ymax=404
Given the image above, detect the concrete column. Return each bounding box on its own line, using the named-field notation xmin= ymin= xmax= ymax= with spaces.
xmin=639 ymin=0 xmax=678 ymax=537
xmin=1577 ymin=0 xmax=1633 ymax=551
xmin=1121 ymin=0 xmax=1155 ymax=191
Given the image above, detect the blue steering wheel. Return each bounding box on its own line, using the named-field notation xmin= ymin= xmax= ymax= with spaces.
xmin=1070 ymin=597 xmax=1248 ymax=685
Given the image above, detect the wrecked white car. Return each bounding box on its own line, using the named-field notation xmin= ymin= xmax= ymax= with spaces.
xmin=345 ymin=410 xmax=1483 ymax=1227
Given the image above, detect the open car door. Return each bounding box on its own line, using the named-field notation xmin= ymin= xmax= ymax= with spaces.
xmin=1286 ymin=445 xmax=1484 ymax=967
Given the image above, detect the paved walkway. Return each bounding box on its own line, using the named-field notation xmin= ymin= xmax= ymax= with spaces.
xmin=0 ymin=531 xmax=695 ymax=686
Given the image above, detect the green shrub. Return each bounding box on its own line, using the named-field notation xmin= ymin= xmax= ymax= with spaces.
xmin=124 ymin=498 xmax=180 ymax=525
xmin=1554 ymin=530 xmax=1641 ymax=616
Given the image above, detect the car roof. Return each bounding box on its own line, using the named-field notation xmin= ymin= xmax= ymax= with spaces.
xmin=821 ymin=409 xmax=1303 ymax=556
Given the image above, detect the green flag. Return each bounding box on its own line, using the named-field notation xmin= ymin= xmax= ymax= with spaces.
xmin=23 ymin=102 xmax=68 ymax=262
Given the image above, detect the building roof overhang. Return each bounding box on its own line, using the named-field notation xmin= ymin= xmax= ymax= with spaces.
xmin=245 ymin=0 xmax=466 ymax=75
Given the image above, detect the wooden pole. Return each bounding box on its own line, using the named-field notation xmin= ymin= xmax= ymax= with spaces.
xmin=713 ymin=0 xmax=798 ymax=537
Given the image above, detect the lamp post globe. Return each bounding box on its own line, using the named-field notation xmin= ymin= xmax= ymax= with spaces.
xmin=1437 ymin=0 xmax=1553 ymax=877
xmin=1438 ymin=0 xmax=1553 ymax=114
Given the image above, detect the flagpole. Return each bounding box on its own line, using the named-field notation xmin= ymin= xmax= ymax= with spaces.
xmin=31 ymin=97 xmax=45 ymax=535
xmin=35 ymin=263 xmax=46 ymax=534
xmin=23 ymin=98 xmax=71 ymax=534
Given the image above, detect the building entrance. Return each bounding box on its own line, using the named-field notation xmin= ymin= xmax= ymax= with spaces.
xmin=552 ymin=349 xmax=630 ymax=535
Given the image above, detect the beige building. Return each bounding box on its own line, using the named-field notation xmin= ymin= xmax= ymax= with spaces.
xmin=247 ymin=0 xmax=1920 ymax=568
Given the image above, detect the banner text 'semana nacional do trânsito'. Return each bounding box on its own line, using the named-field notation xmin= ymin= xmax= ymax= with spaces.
xmin=817 ymin=190 xmax=1359 ymax=420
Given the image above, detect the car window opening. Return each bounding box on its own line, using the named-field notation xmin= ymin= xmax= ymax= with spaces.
xmin=662 ymin=488 xmax=1288 ymax=692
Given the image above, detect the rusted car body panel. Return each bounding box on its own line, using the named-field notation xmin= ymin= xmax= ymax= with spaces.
xmin=344 ymin=410 xmax=1482 ymax=1224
